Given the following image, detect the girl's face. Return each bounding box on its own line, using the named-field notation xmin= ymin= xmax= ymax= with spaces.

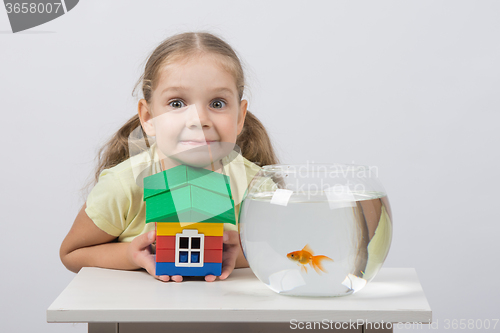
xmin=138 ymin=54 xmax=247 ymax=170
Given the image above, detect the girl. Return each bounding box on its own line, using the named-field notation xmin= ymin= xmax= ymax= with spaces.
xmin=60 ymin=32 xmax=279 ymax=282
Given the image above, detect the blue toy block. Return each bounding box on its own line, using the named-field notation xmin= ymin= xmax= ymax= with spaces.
xmin=156 ymin=262 xmax=222 ymax=276
xmin=191 ymin=252 xmax=200 ymax=263
xmin=179 ymin=251 xmax=189 ymax=263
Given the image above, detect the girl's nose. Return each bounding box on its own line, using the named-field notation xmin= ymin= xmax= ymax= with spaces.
xmin=185 ymin=104 xmax=212 ymax=129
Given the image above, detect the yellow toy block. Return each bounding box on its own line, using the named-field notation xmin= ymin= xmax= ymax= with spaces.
xmin=156 ymin=222 xmax=223 ymax=237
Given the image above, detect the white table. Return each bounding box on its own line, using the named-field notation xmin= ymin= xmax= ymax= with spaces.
xmin=47 ymin=267 xmax=431 ymax=333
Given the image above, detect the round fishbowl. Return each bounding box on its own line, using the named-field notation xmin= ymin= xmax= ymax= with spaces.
xmin=239 ymin=163 xmax=393 ymax=296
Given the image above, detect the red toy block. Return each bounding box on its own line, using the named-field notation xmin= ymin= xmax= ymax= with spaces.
xmin=156 ymin=249 xmax=175 ymax=262
xmin=204 ymin=249 xmax=223 ymax=263
xmin=204 ymin=236 xmax=223 ymax=250
xmin=156 ymin=236 xmax=176 ymax=249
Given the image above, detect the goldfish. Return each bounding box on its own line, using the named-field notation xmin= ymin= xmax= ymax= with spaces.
xmin=287 ymin=244 xmax=334 ymax=274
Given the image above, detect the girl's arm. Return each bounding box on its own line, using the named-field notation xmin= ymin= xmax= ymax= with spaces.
xmin=61 ymin=204 xmax=247 ymax=281
xmin=60 ymin=204 xmax=140 ymax=273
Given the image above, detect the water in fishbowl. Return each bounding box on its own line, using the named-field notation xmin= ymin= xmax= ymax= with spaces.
xmin=239 ymin=191 xmax=392 ymax=296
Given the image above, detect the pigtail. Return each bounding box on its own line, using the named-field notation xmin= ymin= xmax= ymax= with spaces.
xmin=237 ymin=110 xmax=279 ymax=167
xmin=93 ymin=114 xmax=142 ymax=184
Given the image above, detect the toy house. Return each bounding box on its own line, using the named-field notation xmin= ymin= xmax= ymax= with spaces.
xmin=143 ymin=164 xmax=236 ymax=276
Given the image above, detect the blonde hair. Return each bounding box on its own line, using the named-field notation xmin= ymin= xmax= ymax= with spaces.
xmin=92 ymin=32 xmax=279 ymax=185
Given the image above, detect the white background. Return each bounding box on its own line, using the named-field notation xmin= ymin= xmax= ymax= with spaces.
xmin=1 ymin=1 xmax=499 ymax=332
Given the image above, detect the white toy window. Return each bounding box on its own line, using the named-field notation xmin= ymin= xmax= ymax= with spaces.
xmin=175 ymin=229 xmax=205 ymax=267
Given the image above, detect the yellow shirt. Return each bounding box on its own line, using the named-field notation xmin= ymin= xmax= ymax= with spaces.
xmin=85 ymin=144 xmax=262 ymax=242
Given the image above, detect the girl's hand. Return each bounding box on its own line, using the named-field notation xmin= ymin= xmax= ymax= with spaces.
xmin=129 ymin=230 xmax=241 ymax=282
xmin=208 ymin=230 xmax=241 ymax=281
xmin=127 ymin=230 xmax=182 ymax=282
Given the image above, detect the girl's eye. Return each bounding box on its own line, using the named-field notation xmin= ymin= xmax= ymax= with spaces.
xmin=169 ymin=100 xmax=185 ymax=108
xmin=211 ymin=100 xmax=226 ymax=109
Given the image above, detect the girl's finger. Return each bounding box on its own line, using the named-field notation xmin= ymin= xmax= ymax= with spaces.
xmin=219 ymin=261 xmax=235 ymax=280
xmin=205 ymin=274 xmax=216 ymax=282
xmin=132 ymin=230 xmax=156 ymax=251
xmin=140 ymin=253 xmax=170 ymax=281
xmin=223 ymin=230 xmax=239 ymax=244
xmin=171 ymin=275 xmax=183 ymax=282
xmin=142 ymin=255 xmax=158 ymax=277
xmin=219 ymin=245 xmax=239 ymax=280
xmin=141 ymin=255 xmax=170 ymax=282
xmin=157 ymin=275 xmax=170 ymax=282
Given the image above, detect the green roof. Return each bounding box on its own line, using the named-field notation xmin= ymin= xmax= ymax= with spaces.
xmin=144 ymin=165 xmax=235 ymax=224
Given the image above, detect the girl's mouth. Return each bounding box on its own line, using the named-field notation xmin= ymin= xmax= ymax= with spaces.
xmin=180 ymin=141 xmax=217 ymax=145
